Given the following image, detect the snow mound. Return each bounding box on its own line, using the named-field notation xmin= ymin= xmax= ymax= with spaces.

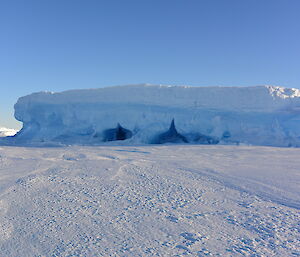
xmin=0 ymin=127 xmax=18 ymax=137
xmin=11 ymin=84 xmax=300 ymax=146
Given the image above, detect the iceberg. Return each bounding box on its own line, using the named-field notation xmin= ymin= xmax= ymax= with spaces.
xmin=10 ymin=84 xmax=300 ymax=146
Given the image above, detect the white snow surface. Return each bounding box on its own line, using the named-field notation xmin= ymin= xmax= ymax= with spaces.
xmin=0 ymin=145 xmax=299 ymax=256
xmin=12 ymin=84 xmax=300 ymax=146
xmin=0 ymin=127 xmax=17 ymax=137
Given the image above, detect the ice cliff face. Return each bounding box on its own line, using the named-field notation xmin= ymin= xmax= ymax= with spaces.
xmin=12 ymin=84 xmax=300 ymax=146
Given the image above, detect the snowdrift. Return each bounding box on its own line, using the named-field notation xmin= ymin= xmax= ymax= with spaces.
xmin=10 ymin=84 xmax=300 ymax=146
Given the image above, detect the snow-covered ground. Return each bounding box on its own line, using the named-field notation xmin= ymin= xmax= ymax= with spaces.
xmin=0 ymin=127 xmax=17 ymax=137
xmin=0 ymin=145 xmax=299 ymax=256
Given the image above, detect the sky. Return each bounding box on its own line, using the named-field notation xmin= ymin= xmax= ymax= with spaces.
xmin=0 ymin=0 xmax=300 ymax=129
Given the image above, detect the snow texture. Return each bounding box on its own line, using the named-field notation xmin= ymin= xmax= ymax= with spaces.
xmin=11 ymin=84 xmax=300 ymax=146
xmin=0 ymin=145 xmax=299 ymax=256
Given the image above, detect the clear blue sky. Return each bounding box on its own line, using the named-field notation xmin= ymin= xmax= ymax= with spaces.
xmin=1 ymin=0 xmax=300 ymax=129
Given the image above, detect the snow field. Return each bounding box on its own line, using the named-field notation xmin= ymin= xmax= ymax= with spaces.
xmin=0 ymin=145 xmax=299 ymax=256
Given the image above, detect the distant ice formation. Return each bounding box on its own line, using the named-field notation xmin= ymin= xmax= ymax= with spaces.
xmin=8 ymin=84 xmax=300 ymax=146
xmin=0 ymin=127 xmax=18 ymax=137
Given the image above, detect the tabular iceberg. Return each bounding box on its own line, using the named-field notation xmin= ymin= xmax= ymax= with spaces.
xmin=10 ymin=84 xmax=300 ymax=146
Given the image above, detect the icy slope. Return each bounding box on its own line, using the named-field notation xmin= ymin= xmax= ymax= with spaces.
xmin=0 ymin=145 xmax=299 ymax=256
xmin=12 ymin=84 xmax=300 ymax=146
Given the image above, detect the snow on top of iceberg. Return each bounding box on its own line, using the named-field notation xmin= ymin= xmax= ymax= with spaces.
xmin=14 ymin=84 xmax=300 ymax=113
xmin=267 ymin=85 xmax=300 ymax=99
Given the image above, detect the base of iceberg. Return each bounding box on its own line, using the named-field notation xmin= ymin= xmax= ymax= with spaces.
xmin=0 ymin=127 xmax=18 ymax=137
